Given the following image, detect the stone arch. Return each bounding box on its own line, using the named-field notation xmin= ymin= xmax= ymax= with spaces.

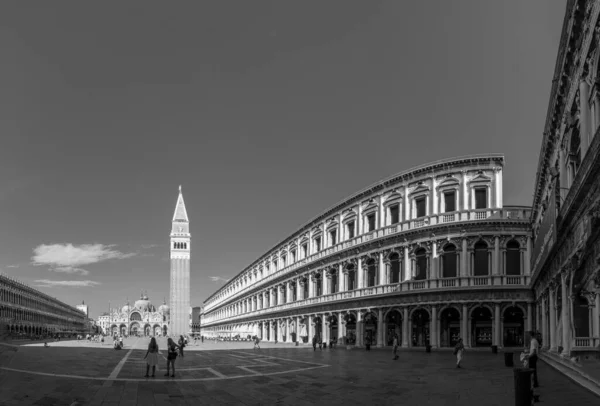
xmin=409 ymin=306 xmax=431 ymax=319
xmin=383 ymin=307 xmax=403 ymax=319
xmin=410 ymin=243 xmax=431 ymax=256
xmin=500 ymin=303 xmax=526 ymax=318
xmin=469 ymin=304 xmax=494 ymax=319
xmin=437 ymin=304 xmax=462 ymax=320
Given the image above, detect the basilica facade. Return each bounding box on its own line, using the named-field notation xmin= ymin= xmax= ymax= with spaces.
xmin=201 ymin=154 xmax=535 ymax=349
xmin=97 ymin=293 xmax=170 ymax=337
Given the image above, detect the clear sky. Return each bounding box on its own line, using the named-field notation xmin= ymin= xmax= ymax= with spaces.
xmin=0 ymin=1 xmax=566 ymax=318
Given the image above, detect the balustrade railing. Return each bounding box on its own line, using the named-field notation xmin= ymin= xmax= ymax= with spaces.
xmin=204 ymin=274 xmax=531 ymax=325
xmin=204 ymin=206 xmax=531 ymax=312
xmin=573 ymin=337 xmax=600 ymax=348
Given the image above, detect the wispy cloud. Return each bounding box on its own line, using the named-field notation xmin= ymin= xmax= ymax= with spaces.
xmin=6 ymin=264 xmax=19 ymax=268
xmin=33 ymin=280 xmax=101 ymax=288
xmin=31 ymin=243 xmax=135 ymax=275
xmin=141 ymin=244 xmax=159 ymax=249
xmin=209 ymin=276 xmax=230 ymax=283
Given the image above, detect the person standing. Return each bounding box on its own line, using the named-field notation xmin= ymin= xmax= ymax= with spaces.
xmin=392 ymin=334 xmax=399 ymax=360
xmin=253 ymin=336 xmax=261 ymax=350
xmin=527 ymin=330 xmax=540 ymax=387
xmin=312 ymin=335 xmax=317 ymax=351
xmin=454 ymin=338 xmax=465 ymax=368
xmin=165 ymin=338 xmax=180 ymax=378
xmin=143 ymin=337 xmax=159 ymax=378
xmin=178 ymin=335 xmax=185 ymax=357
xmin=318 ymin=334 xmax=322 ymax=351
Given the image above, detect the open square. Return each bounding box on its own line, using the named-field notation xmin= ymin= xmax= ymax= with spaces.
xmin=1 ymin=339 xmax=599 ymax=405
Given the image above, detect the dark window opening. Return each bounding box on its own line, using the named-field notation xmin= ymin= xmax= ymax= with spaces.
xmin=442 ymin=245 xmax=457 ymax=278
xmin=444 ymin=191 xmax=456 ymax=212
xmin=390 ymin=253 xmax=400 ymax=283
xmin=475 ymin=188 xmax=487 ymax=209
xmin=506 ymin=240 xmax=521 ymax=276
xmin=415 ymin=248 xmax=427 ymax=280
xmin=302 ymin=244 xmax=308 ymax=258
xmin=348 ymin=270 xmax=356 ymax=290
xmin=331 ymin=273 xmax=338 ymax=293
xmin=315 ymin=237 xmax=321 ymax=252
xmin=347 ymin=221 xmax=355 ymax=239
xmin=330 ymin=230 xmax=337 ymax=245
xmin=415 ymin=197 xmax=426 ymax=218
xmin=390 ymin=204 xmax=400 ymax=224
xmin=474 ymin=242 xmax=488 ymax=276
xmin=367 ymin=260 xmax=377 ymax=287
xmin=367 ymin=213 xmax=376 ymax=232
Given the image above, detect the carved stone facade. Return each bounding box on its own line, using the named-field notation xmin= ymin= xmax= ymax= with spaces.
xmin=202 ymin=155 xmax=534 ymax=348
xmin=0 ymin=274 xmax=87 ymax=337
xmin=530 ymin=0 xmax=600 ymax=357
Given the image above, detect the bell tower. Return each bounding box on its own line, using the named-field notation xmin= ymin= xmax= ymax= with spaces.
xmin=169 ymin=185 xmax=190 ymax=336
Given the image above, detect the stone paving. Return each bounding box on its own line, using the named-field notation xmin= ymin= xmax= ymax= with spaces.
xmin=1 ymin=338 xmax=599 ymax=405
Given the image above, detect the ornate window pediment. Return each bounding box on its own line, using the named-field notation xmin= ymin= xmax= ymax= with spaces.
xmin=326 ymin=219 xmax=338 ymax=231
xmin=410 ymin=183 xmax=430 ymax=196
xmin=362 ymin=199 xmax=378 ymax=214
xmin=384 ymin=190 xmax=403 ymax=206
xmin=299 ymin=234 xmax=309 ymax=244
xmin=468 ymin=172 xmax=492 ymax=185
xmin=437 ymin=176 xmax=460 ymax=189
xmin=342 ymin=209 xmax=357 ymax=223
xmin=311 ymin=226 xmax=323 ymax=237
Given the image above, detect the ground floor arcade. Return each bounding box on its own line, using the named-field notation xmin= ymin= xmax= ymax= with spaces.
xmin=108 ymin=322 xmax=168 ymax=337
xmin=203 ymin=300 xmax=534 ymax=349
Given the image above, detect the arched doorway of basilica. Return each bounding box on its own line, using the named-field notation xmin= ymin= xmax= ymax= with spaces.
xmin=327 ymin=315 xmax=338 ymax=345
xmin=162 ymin=325 xmax=167 ymax=336
xmin=363 ymin=312 xmax=377 ymax=346
xmin=130 ymin=322 xmax=140 ymax=336
xmin=439 ymin=307 xmax=460 ymax=347
xmin=120 ymin=324 xmax=127 ymax=336
xmin=471 ymin=306 xmax=492 ymax=347
xmin=385 ymin=310 xmax=402 ymax=346
xmin=503 ymin=306 xmax=524 ymax=347
xmin=313 ymin=316 xmax=322 ymax=342
xmin=344 ymin=314 xmax=357 ymax=345
xmin=144 ymin=324 xmax=151 ymax=336
xmin=153 ymin=325 xmax=161 ymax=337
xmin=411 ymin=309 xmax=430 ymax=347
xmin=111 ymin=325 xmax=118 ymax=336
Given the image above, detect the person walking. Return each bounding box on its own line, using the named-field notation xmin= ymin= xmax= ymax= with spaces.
xmin=318 ymin=334 xmax=322 ymax=351
xmin=164 ymin=338 xmax=180 ymax=378
xmin=253 ymin=336 xmax=261 ymax=350
xmin=312 ymin=335 xmax=317 ymax=351
xmin=454 ymin=338 xmax=465 ymax=368
xmin=527 ymin=330 xmax=540 ymax=387
xmin=178 ymin=335 xmax=185 ymax=358
xmin=392 ymin=334 xmax=399 ymax=360
xmin=143 ymin=337 xmax=159 ymax=378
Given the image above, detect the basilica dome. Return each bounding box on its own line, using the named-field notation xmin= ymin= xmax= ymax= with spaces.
xmin=158 ymin=300 xmax=170 ymax=314
xmin=121 ymin=304 xmax=131 ymax=313
xmin=134 ymin=293 xmax=153 ymax=312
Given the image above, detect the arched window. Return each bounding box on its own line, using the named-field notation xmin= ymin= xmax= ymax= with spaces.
xmin=442 ymin=244 xmax=457 ymax=278
xmin=474 ymin=242 xmax=489 ymax=276
xmin=367 ymin=259 xmax=377 ymax=287
xmin=330 ymin=271 xmax=338 ymax=293
xmin=415 ymin=248 xmax=427 ymax=280
xmin=389 ymin=253 xmax=401 ymax=283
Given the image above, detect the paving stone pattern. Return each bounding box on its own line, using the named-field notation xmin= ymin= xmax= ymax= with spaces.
xmin=0 ymin=338 xmax=599 ymax=405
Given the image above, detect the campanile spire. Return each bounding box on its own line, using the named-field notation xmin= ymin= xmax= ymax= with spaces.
xmin=169 ymin=185 xmax=191 ymax=336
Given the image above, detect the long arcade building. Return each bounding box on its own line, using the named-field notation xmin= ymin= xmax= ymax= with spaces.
xmin=202 ymin=154 xmax=535 ymax=349
xmin=0 ymin=273 xmax=87 ymax=337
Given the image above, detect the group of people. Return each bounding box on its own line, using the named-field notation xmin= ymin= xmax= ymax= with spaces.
xmin=143 ymin=335 xmax=188 ymax=378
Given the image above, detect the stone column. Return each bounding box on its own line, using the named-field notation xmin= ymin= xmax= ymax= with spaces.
xmin=323 ymin=314 xmax=329 ymax=345
xmin=561 ymin=271 xmax=570 ymax=356
xmin=407 ymin=312 xmax=412 ymax=348
xmin=377 ymin=308 xmax=384 ymax=347
xmin=461 ymin=238 xmax=468 ymax=278
xmin=356 ymin=312 xmax=363 ymax=347
xmin=296 ymin=316 xmax=301 ymax=343
xmin=322 ymin=270 xmax=327 ymax=295
xmin=462 ymin=304 xmax=469 ymax=347
xmin=338 ymin=312 xmax=345 ymax=344
xmin=403 ymin=246 xmax=410 ymax=281
xmin=592 ymin=293 xmax=600 ymax=342
xmin=357 ymin=257 xmax=363 ymax=289
xmin=308 ymin=275 xmax=314 ymax=298
xmin=297 ymin=279 xmax=302 ymax=300
xmin=379 ymin=253 xmax=385 ymax=285
xmin=524 ymin=236 xmax=532 ymax=276
xmin=493 ymin=236 xmax=500 ymax=275
xmin=559 ymin=146 xmax=568 ymax=200
xmin=494 ymin=303 xmax=501 ymax=347
xmin=526 ymin=303 xmax=532 ymax=332
xmin=338 ymin=264 xmax=344 ymax=291
xmin=308 ymin=315 xmax=313 ymax=342
xmin=431 ymin=243 xmax=438 ymax=280
xmin=431 ymin=305 xmax=437 ymax=348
